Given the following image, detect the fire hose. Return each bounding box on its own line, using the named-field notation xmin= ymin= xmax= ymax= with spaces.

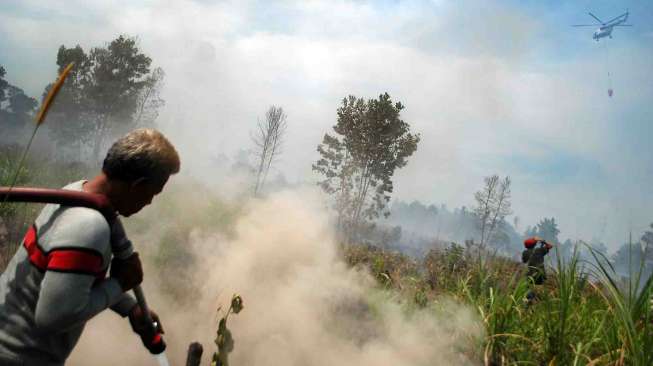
xmin=0 ymin=186 xmax=166 ymax=355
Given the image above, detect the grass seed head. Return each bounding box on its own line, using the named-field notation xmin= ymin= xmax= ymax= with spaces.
xmin=35 ymin=62 xmax=74 ymax=126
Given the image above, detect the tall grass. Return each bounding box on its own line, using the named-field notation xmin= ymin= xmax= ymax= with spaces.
xmin=346 ymin=241 xmax=652 ymax=365
xmin=0 ymin=146 xmax=90 ymax=270
xmin=586 ymin=242 xmax=653 ymax=366
xmin=2 ymin=160 xmax=651 ymax=365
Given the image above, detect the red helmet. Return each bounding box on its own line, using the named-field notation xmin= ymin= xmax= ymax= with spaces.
xmin=524 ymin=237 xmax=539 ymax=248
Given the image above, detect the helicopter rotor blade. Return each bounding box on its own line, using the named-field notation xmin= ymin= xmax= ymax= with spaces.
xmin=604 ymin=12 xmax=628 ymax=25
xmin=588 ymin=12 xmax=605 ymax=24
xmin=572 ymin=24 xmax=598 ymax=27
xmin=614 ymin=24 xmax=633 ymax=27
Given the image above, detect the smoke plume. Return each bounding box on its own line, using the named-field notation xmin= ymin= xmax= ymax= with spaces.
xmin=69 ymin=187 xmax=482 ymax=365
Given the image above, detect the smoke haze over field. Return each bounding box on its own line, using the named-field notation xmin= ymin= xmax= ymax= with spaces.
xmin=68 ymin=187 xmax=481 ymax=365
xmin=2 ymin=2 xmax=653 ymax=364
xmin=2 ymin=1 xmax=653 ymax=247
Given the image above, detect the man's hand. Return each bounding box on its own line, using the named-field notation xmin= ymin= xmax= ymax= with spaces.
xmin=110 ymin=252 xmax=143 ymax=291
xmin=128 ymin=305 xmax=166 ymax=354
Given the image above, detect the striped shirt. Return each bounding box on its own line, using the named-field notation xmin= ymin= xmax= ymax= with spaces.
xmin=0 ymin=181 xmax=136 ymax=365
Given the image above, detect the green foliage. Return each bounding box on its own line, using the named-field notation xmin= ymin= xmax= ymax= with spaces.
xmin=424 ymin=243 xmax=469 ymax=291
xmin=413 ymin=285 xmax=429 ymax=308
xmin=344 ymin=243 xmax=421 ymax=290
xmin=45 ymin=36 xmax=164 ymax=160
xmin=587 ymin=243 xmax=653 ymax=365
xmin=473 ymin=175 xmax=512 ymax=248
xmin=345 ymin=241 xmax=653 ymax=365
xmin=541 ymin=246 xmax=585 ymax=364
xmin=0 ymin=145 xmax=32 ymax=218
xmin=526 ymin=217 xmax=561 ymax=244
xmin=313 ymin=93 xmax=420 ymax=242
xmin=372 ymin=255 xmax=386 ymax=277
xmin=0 ymin=66 xmax=7 ymax=102
xmin=212 ymin=295 xmax=244 ymax=366
xmin=0 ymin=148 xmax=90 ymax=270
xmin=641 ymin=223 xmax=653 ymax=253
xmin=124 ymin=181 xmax=244 ymax=306
xmin=0 ymin=66 xmax=38 ymax=141
xmin=130 ymin=181 xmax=243 ymax=239
xmin=445 ymin=242 xmax=465 ymax=270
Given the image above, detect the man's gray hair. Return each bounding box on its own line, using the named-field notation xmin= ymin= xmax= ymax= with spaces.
xmin=103 ymin=128 xmax=180 ymax=184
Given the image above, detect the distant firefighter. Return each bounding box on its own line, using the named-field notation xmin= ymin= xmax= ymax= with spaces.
xmin=522 ymin=237 xmax=553 ymax=285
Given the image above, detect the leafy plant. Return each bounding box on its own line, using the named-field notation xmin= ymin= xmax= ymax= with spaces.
xmin=212 ymin=294 xmax=244 ymax=366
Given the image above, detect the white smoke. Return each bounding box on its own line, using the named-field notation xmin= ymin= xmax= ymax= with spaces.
xmin=69 ymin=186 xmax=482 ymax=365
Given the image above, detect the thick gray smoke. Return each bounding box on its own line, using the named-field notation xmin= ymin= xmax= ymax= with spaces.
xmin=69 ymin=187 xmax=482 ymax=365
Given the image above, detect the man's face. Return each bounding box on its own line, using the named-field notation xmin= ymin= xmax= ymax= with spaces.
xmin=118 ymin=177 xmax=168 ymax=217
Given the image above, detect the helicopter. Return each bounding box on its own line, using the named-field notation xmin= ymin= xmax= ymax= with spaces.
xmin=573 ymin=11 xmax=632 ymax=41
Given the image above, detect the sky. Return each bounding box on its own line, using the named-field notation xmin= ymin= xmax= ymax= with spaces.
xmin=1 ymin=0 xmax=652 ymax=250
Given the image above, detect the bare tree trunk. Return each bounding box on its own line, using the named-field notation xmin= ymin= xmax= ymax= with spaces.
xmin=485 ymin=176 xmax=511 ymax=247
xmin=335 ymin=154 xmax=352 ymax=242
xmin=486 ymin=192 xmax=505 ymax=246
xmin=134 ymin=82 xmax=153 ymax=126
xmin=253 ymin=126 xmax=270 ymax=195
xmin=476 ymin=175 xmax=499 ymax=248
xmin=262 ymin=114 xmax=283 ymax=187
xmin=349 ymin=157 xmax=374 ymax=243
xmin=93 ymin=117 xmax=109 ymax=163
xmin=252 ymin=106 xmax=286 ymax=197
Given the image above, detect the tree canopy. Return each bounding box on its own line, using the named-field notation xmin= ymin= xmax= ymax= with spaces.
xmin=0 ymin=66 xmax=38 ymax=142
xmin=473 ymin=175 xmax=512 ymax=248
xmin=313 ymin=93 xmax=420 ymax=242
xmin=44 ymin=35 xmax=164 ymax=160
xmin=525 ymin=217 xmax=561 ymax=244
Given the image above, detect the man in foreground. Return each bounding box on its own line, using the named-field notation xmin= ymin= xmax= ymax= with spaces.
xmin=0 ymin=128 xmax=180 ymax=365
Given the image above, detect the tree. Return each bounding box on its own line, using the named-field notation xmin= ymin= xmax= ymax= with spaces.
xmin=487 ymin=176 xmax=512 ymax=245
xmin=44 ymin=36 xmax=163 ymax=160
xmin=252 ymin=106 xmax=287 ymax=196
xmin=313 ymin=93 xmax=420 ymax=242
xmin=45 ymin=45 xmax=93 ymax=156
xmin=474 ymin=175 xmax=498 ymax=248
xmin=0 ymin=66 xmax=38 ymax=142
xmin=536 ymin=217 xmax=560 ymax=243
xmin=612 ymin=239 xmax=645 ymax=274
xmin=491 ymin=223 xmax=512 ymax=252
xmin=526 ymin=217 xmax=561 ymax=244
xmin=133 ymin=67 xmax=165 ymax=127
xmin=641 ymin=223 xmax=653 ymax=261
xmin=473 ymin=175 xmax=512 ymax=248
xmin=559 ymin=239 xmax=574 ymax=259
xmin=513 ymin=216 xmax=520 ymax=232
xmin=0 ymin=66 xmax=8 ymax=104
xmin=7 ymin=89 xmax=37 ymax=118
xmin=314 ymin=133 xmax=355 ymax=237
